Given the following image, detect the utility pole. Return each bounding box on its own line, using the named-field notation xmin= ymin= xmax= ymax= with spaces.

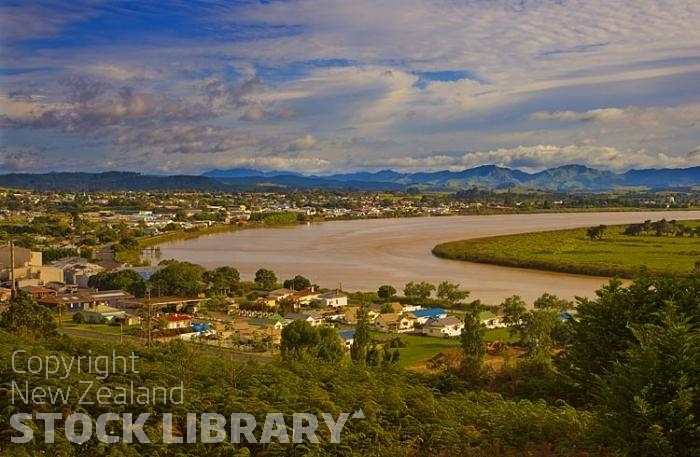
xmin=145 ymin=286 xmax=152 ymax=346
xmin=9 ymin=239 xmax=16 ymax=299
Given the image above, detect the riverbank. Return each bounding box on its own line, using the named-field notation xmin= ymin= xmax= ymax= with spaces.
xmin=432 ymin=220 xmax=700 ymax=278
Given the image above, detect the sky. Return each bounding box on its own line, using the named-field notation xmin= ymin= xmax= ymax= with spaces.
xmin=1 ymin=0 xmax=700 ymax=175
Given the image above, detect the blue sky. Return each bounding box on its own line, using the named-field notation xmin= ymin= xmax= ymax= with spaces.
xmin=1 ymin=0 xmax=700 ymax=174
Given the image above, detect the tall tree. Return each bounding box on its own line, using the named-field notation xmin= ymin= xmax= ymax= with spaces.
xmin=254 ymin=268 xmax=277 ymax=290
xmin=88 ymin=269 xmax=147 ymax=297
xmin=350 ymin=305 xmax=371 ymax=363
xmin=403 ymin=281 xmax=435 ymax=301
xmin=596 ymin=307 xmax=700 ymax=457
xmin=500 ymin=295 xmax=528 ymax=339
xmin=461 ymin=301 xmax=486 ymax=383
xmin=280 ymin=320 xmax=320 ymax=357
xmin=437 ymin=281 xmax=469 ymax=307
xmin=377 ymin=285 xmax=397 ymax=300
xmin=0 ymin=291 xmax=57 ymax=338
xmin=283 ymin=275 xmax=312 ymax=291
xmin=149 ymin=260 xmax=204 ymax=296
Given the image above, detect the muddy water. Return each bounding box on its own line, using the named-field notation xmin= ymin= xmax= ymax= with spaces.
xmin=146 ymin=211 xmax=700 ymax=305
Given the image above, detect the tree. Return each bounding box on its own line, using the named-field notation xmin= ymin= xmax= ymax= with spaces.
xmin=317 ymin=327 xmax=344 ymax=363
xmin=377 ymin=285 xmax=397 ymax=299
xmin=596 ymin=308 xmax=700 ymax=457
xmin=203 ymin=266 xmax=240 ymax=294
xmin=0 ymin=291 xmax=57 ymax=338
xmin=88 ymin=269 xmax=147 ymax=297
xmin=562 ymin=274 xmax=700 ymax=400
xmin=500 ymin=295 xmax=527 ymax=338
xmin=437 ymin=281 xmax=469 ymax=307
xmin=149 ymin=260 xmax=204 ymax=296
xmin=586 ymin=224 xmax=607 ymax=240
xmin=254 ymin=268 xmax=277 ymax=290
xmin=283 ymin=275 xmax=311 ymax=291
xmin=461 ymin=301 xmax=486 ymax=382
xmin=522 ymin=309 xmax=559 ymax=359
xmin=350 ymin=305 xmax=371 ymax=363
xmin=280 ymin=320 xmax=320 ymax=357
xmin=403 ymin=281 xmax=435 ymax=301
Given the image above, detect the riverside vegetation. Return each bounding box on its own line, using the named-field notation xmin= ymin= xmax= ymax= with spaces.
xmin=433 ymin=218 xmax=700 ymax=278
xmin=1 ymin=270 xmax=699 ymax=456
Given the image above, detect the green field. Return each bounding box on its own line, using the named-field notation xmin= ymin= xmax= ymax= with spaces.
xmin=375 ymin=329 xmax=515 ymax=368
xmin=433 ymin=220 xmax=700 ymax=278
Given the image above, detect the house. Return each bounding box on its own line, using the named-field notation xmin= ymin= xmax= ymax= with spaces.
xmin=84 ymin=304 xmax=127 ymax=324
xmin=422 ymin=316 xmax=464 ymax=338
xmin=375 ymin=313 xmax=415 ymax=333
xmin=411 ymin=308 xmax=447 ymax=325
xmin=283 ymin=311 xmax=324 ymax=327
xmin=479 ymin=311 xmax=507 ymax=329
xmin=319 ymin=291 xmax=348 ymax=308
xmin=159 ymin=314 xmax=193 ymax=330
xmin=266 ymin=288 xmax=295 ymax=302
xmin=339 ymin=329 xmax=356 ymax=349
xmin=249 ymin=313 xmax=285 ymax=330
xmin=291 ymin=287 xmax=321 ymax=306
xmin=231 ymin=320 xmax=257 ymax=343
xmin=371 ymin=302 xmax=403 ymax=314
xmin=343 ymin=306 xmax=378 ymax=325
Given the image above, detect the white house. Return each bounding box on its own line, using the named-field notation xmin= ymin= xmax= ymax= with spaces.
xmin=319 ymin=291 xmax=347 ymax=308
xmin=283 ymin=311 xmax=324 ymax=327
xmin=422 ymin=316 xmax=464 ymax=338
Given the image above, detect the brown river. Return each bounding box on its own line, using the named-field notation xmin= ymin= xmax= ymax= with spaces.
xmin=145 ymin=211 xmax=700 ymax=305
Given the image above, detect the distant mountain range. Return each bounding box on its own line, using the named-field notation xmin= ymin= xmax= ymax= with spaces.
xmin=1 ymin=165 xmax=699 ymax=192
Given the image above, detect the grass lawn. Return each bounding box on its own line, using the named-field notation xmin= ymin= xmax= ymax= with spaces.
xmin=433 ymin=220 xmax=700 ymax=278
xmin=61 ymin=322 xmax=141 ymax=336
xmin=374 ymin=328 xmax=517 ymax=369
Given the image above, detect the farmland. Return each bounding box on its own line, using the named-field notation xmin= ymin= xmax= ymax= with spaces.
xmin=433 ymin=219 xmax=700 ymax=278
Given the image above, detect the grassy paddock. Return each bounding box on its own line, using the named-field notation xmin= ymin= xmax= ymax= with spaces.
xmin=433 ymin=220 xmax=700 ymax=278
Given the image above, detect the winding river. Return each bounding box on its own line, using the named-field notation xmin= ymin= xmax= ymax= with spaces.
xmin=145 ymin=211 xmax=700 ymax=305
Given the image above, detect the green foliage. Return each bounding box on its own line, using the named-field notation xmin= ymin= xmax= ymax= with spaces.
xmin=149 ymin=260 xmax=204 ymax=296
xmin=595 ymin=307 xmax=700 ymax=457
xmin=88 ymin=269 xmax=147 ymax=297
xmin=282 ymin=274 xmax=312 ymax=291
xmin=433 ymin=220 xmax=700 ymax=278
xmin=280 ymin=320 xmax=320 ymax=356
xmin=0 ymin=331 xmax=603 ymax=456
xmin=461 ymin=301 xmax=486 ymax=382
xmin=403 ymin=281 xmax=435 ymax=301
xmin=0 ymin=291 xmax=57 ymax=338
xmin=586 ymin=224 xmax=607 ymax=240
xmin=500 ymin=295 xmax=528 ymax=338
xmin=249 ymin=211 xmax=299 ymax=225
xmin=437 ymin=281 xmax=469 ymax=306
xmin=72 ymin=312 xmax=85 ymax=324
xmin=377 ymin=284 xmax=396 ymax=299
xmin=254 ymin=268 xmax=277 ymax=290
xmin=350 ymin=305 xmax=371 ymax=363
xmin=203 ymin=266 xmax=240 ymax=294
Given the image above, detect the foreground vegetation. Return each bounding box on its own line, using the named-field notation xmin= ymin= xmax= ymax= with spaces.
xmin=1 ymin=270 xmax=699 ymax=456
xmin=433 ymin=219 xmax=700 ymax=278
